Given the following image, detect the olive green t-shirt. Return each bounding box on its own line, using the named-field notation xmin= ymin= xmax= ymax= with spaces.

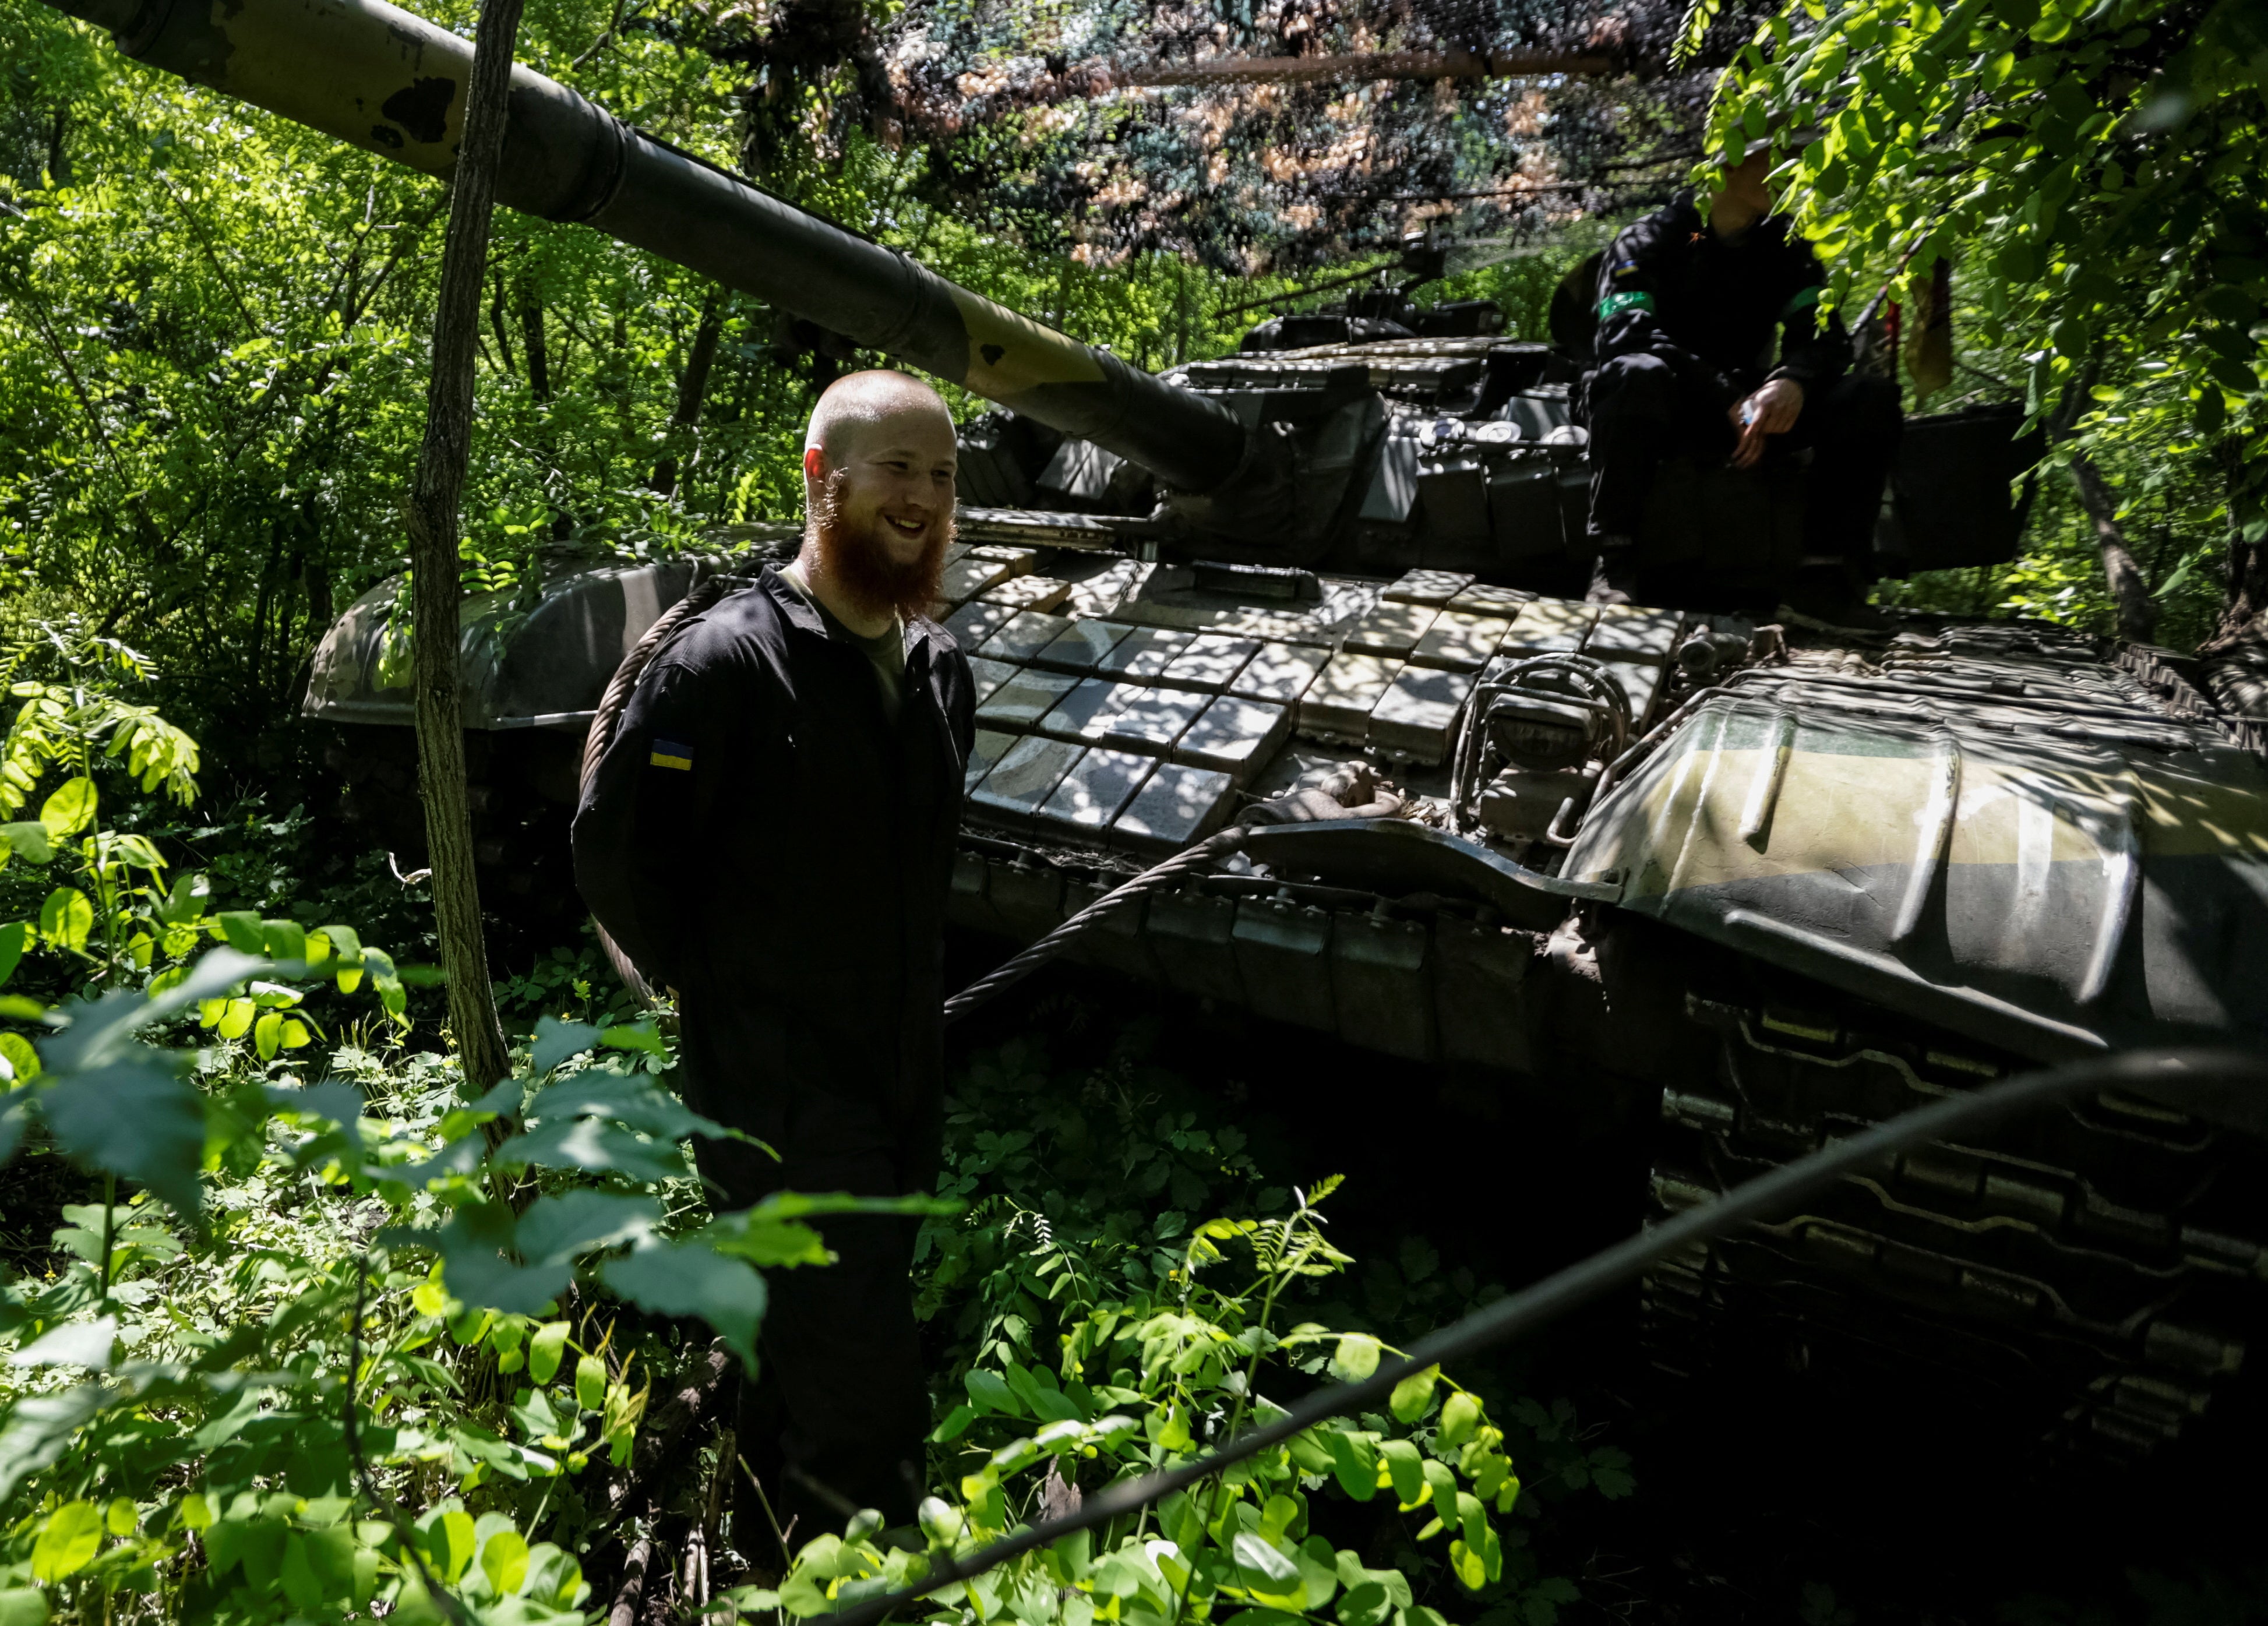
xmin=779 ymin=562 xmax=907 ymax=725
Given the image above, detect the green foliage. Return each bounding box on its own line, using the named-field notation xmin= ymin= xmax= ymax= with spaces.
xmin=781 ymin=1181 xmax=1546 ymax=1626
xmin=0 ymin=886 xmax=944 ymax=1623
xmin=1700 ymin=0 xmax=2268 ymax=642
xmin=828 ymin=1031 xmax=1635 ymax=1626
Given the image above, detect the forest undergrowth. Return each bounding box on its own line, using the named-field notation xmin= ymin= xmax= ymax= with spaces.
xmin=0 ymin=626 xmax=1640 ymax=1626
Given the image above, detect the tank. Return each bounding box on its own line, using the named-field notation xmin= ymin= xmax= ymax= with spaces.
xmin=64 ymin=0 xmax=2268 ymax=1461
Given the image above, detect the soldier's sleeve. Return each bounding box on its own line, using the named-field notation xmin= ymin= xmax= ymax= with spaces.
xmin=1592 ymin=209 xmax=1712 ymax=385
xmin=945 ymin=644 xmax=976 ymax=766
xmin=1769 ymin=237 xmax=1850 ymax=390
xmin=572 ymin=653 xmax=742 ymax=993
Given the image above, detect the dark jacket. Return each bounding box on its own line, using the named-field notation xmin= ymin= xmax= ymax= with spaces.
xmin=1592 ymin=192 xmax=1848 ymax=397
xmin=572 ymin=567 xmax=975 ymax=1170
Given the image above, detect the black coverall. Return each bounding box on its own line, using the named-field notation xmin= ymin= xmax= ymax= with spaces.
xmin=1584 ymin=192 xmax=1901 ymax=565
xmin=573 ymin=567 xmax=975 ymax=1533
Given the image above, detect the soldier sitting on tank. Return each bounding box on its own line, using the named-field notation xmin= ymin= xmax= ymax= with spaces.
xmin=573 ymin=370 xmax=975 ymax=1553
xmin=1579 ymin=139 xmax=1902 ymax=618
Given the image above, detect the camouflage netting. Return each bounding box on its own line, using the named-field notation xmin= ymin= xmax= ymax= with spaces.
xmin=679 ymin=0 xmax=1770 ymax=271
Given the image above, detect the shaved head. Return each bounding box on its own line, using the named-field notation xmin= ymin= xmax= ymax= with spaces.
xmin=797 ymin=369 xmax=958 ymax=627
xmin=805 ymin=369 xmax=955 ymax=461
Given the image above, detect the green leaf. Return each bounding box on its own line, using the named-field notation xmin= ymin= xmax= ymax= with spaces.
xmin=1325 ymin=1430 xmax=1378 ymax=1500
xmin=279 ymin=1533 xmax=326 ymax=1610
xmin=492 ymin=1117 xmax=689 ymax=1184
xmin=525 ymin=1071 xmax=729 ymax=1144
xmin=527 ymin=1321 xmax=571 ymax=1385
xmin=514 ymin=1190 xmax=662 ymax=1267
xmin=30 ymin=1500 xmax=102 ymax=1583
xmin=1339 ymin=1581 xmax=1393 ymax=1626
xmin=38 ymin=778 xmax=96 ymax=842
xmin=576 ymin=1354 xmax=607 ymax=1413
xmin=38 ymin=888 xmax=92 ymax=954
xmin=0 ymin=1588 xmax=50 ymax=1626
xmin=260 ymin=920 xmax=305 ymax=964
xmin=1286 ymin=1428 xmax=1334 ymax=1475
xmin=212 ymin=911 xmax=266 ymax=956
xmin=253 ymin=1009 xmax=283 ymax=1060
xmin=599 ymin=1239 xmax=769 ymax=1369
xmin=1446 ymin=1540 xmax=1487 ymax=1592
xmin=1377 ymin=1439 xmax=1425 ymax=1505
xmin=9 ymin=1317 xmax=117 ymax=1370
xmin=1420 ymin=1459 xmax=1458 ymax=1522
xmin=709 ymin=1211 xmax=832 ymax=1269
xmin=1233 ymin=1530 xmax=1303 ymax=1595
xmin=158 ymin=872 xmax=208 ymax=926
xmin=41 ymin=1052 xmax=207 ymax=1216
xmin=0 ymin=824 xmax=51 ymax=866
xmin=531 ymin=1015 xmax=602 ymax=1075
xmin=0 ymin=1032 xmax=40 ymax=1084
xmin=599 ymin=1021 xmax=668 ymax=1057
xmin=481 ymin=1529 xmax=531 ymax=1596
xmin=1329 ymin=1333 xmax=1381 ymax=1384
xmin=420 ymin=1508 xmax=478 ymax=1583
xmin=1388 ymin=1366 xmax=1437 ymax=1423
xmin=428 ymin=1207 xmax=570 ymax=1317
xmin=1438 ymin=1391 xmax=1481 ymax=1447
xmin=965 ymin=1368 xmax=1024 ymax=1415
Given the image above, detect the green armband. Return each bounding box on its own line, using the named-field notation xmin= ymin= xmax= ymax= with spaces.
xmin=1780 ymin=285 xmax=1823 ymax=319
xmin=1597 ymin=291 xmax=1656 ymax=319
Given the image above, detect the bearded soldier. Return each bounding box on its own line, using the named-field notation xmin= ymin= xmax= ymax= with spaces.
xmin=574 ymin=369 xmax=974 ymax=1541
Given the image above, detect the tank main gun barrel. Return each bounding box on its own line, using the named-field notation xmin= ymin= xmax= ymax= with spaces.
xmin=43 ymin=0 xmax=1248 ymax=495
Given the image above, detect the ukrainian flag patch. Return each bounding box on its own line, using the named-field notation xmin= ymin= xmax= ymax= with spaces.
xmin=649 ymin=738 xmax=694 ymax=771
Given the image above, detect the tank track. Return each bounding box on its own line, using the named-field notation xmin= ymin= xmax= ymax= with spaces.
xmin=1642 ymin=996 xmax=2265 ymax=1458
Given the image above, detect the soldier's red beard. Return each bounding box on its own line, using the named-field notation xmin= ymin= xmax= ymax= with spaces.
xmin=812 ymin=470 xmax=953 ymax=620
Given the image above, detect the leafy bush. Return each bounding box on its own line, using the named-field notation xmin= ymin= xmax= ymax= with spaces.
xmin=754 ymin=1032 xmax=1632 ymax=1626
xmin=0 ymin=641 xmax=933 ymax=1623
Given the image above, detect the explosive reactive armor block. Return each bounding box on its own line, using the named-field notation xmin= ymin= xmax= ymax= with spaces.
xmin=1173 ymin=695 xmax=1293 ymax=783
xmin=1232 ymin=644 xmax=1332 ymax=707
xmin=1032 ymin=618 xmax=1133 ymax=675
xmin=1111 ymin=761 xmax=1237 ymax=853
xmin=1370 ymin=666 xmax=1476 ymax=763
xmin=1038 ymin=747 xmax=1156 ymax=834
xmin=969 ymin=733 xmax=1084 ymax=826
xmin=1300 ymin=652 xmax=1403 ymax=741
xmin=1161 ymin=634 xmax=1262 ymax=693
xmin=1099 ymin=627 xmax=1194 ymax=681
xmin=1344 ymin=601 xmax=1436 ymax=659
xmin=982 ymin=609 xmax=1077 ymax=665
xmin=975 ymin=667 xmax=1078 ymax=731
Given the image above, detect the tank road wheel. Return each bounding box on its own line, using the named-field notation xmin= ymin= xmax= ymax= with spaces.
xmin=1642 ymin=995 xmax=2265 ymax=1459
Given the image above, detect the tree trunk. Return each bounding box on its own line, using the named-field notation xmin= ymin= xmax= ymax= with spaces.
xmin=2066 ymin=451 xmax=2158 ymax=644
xmin=488 ymin=270 xmax=517 ymax=376
xmin=520 ymin=278 xmax=551 ymax=401
xmin=2196 ymin=436 xmax=2268 ymax=721
xmin=650 ymin=292 xmax=724 ymax=498
xmin=2045 ymin=355 xmax=2157 ymax=646
xmin=2207 ymin=434 xmax=2268 ymax=648
xmin=404 ymin=0 xmax=525 ymax=1098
